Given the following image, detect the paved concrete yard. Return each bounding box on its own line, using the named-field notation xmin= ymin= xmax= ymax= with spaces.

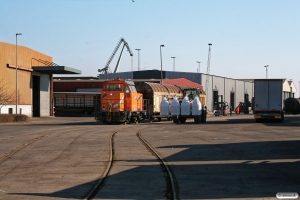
xmin=0 ymin=115 xmax=299 ymax=199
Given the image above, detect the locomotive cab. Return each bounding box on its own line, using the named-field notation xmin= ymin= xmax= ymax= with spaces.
xmin=99 ymin=78 xmax=145 ymax=124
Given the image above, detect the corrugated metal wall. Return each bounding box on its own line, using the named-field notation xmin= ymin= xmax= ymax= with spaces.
xmin=98 ymin=70 xmax=202 ymax=84
xmin=0 ymin=42 xmax=52 ymax=105
xmin=53 ymin=81 xmax=104 ymax=92
xmin=133 ymin=70 xmax=162 ymax=79
xmin=98 ymin=71 xmax=133 ymax=80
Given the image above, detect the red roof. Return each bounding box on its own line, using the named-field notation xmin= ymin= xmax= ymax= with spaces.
xmin=162 ymin=78 xmax=203 ymax=90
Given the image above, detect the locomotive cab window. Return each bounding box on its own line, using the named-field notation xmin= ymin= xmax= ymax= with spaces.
xmin=125 ymin=86 xmax=130 ymax=93
xmin=129 ymin=85 xmax=137 ymax=92
xmin=103 ymin=84 xmax=124 ymax=91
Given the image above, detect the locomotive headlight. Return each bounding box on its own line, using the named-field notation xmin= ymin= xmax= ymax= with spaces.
xmin=110 ymin=93 xmax=112 ymax=95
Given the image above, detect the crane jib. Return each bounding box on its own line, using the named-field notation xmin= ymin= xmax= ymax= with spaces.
xmin=98 ymin=37 xmax=133 ymax=74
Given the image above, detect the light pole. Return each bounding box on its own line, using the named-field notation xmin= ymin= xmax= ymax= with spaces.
xmin=299 ymin=81 xmax=300 ymax=98
xmin=160 ymin=44 xmax=164 ymax=83
xmin=131 ymin=56 xmax=133 ymax=71
xmin=197 ymin=61 xmax=201 ymax=73
xmin=16 ymin=33 xmax=22 ymax=114
xmin=264 ymin=65 xmax=269 ymax=79
xmin=135 ymin=49 xmax=141 ymax=71
xmin=171 ymin=57 xmax=176 ymax=71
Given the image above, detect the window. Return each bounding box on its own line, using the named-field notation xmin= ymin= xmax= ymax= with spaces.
xmin=103 ymin=84 xmax=124 ymax=91
xmin=129 ymin=85 xmax=137 ymax=92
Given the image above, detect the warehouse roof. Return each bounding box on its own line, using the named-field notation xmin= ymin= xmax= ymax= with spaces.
xmin=162 ymin=78 xmax=203 ymax=89
xmin=32 ymin=66 xmax=81 ymax=74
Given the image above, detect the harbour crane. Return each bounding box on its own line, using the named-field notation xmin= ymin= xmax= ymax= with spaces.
xmin=98 ymin=38 xmax=133 ymax=74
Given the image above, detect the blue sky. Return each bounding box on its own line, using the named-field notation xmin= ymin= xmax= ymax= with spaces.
xmin=1 ymin=0 xmax=299 ymax=96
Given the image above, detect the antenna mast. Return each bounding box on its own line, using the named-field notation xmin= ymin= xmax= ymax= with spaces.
xmin=205 ymin=43 xmax=212 ymax=110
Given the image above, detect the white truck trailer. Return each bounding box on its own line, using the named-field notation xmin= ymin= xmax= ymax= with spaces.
xmin=253 ymin=79 xmax=284 ymax=122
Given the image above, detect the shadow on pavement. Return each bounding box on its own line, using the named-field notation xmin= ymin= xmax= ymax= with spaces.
xmin=10 ymin=140 xmax=300 ymax=199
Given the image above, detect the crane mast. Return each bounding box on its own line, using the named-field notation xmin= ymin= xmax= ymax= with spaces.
xmin=98 ymin=38 xmax=133 ymax=74
xmin=205 ymin=43 xmax=212 ymax=110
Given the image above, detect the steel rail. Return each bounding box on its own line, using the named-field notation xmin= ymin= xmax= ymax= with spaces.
xmin=0 ymin=127 xmax=87 ymax=164
xmin=136 ymin=129 xmax=177 ymax=200
xmin=83 ymin=130 xmax=118 ymax=200
xmin=0 ymin=127 xmax=72 ymax=144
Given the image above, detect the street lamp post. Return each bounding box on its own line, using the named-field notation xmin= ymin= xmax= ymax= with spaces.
xmin=197 ymin=61 xmax=201 ymax=73
xmin=135 ymin=49 xmax=141 ymax=71
xmin=131 ymin=56 xmax=133 ymax=71
xmin=264 ymin=65 xmax=269 ymax=79
xmin=160 ymin=45 xmax=164 ymax=83
xmin=16 ymin=33 xmax=22 ymax=114
xmin=171 ymin=57 xmax=176 ymax=71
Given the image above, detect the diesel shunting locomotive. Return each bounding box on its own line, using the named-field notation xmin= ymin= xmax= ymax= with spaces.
xmin=95 ymin=78 xmax=207 ymax=124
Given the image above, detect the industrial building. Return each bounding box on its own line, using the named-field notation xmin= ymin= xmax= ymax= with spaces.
xmin=54 ymin=70 xmax=298 ymax=114
xmin=97 ymin=70 xmax=298 ymax=112
xmin=97 ymin=70 xmax=254 ymax=112
xmin=0 ymin=42 xmax=81 ymax=116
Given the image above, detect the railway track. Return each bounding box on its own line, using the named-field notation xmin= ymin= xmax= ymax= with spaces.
xmin=84 ymin=127 xmax=178 ymax=200
xmin=83 ymin=129 xmax=118 ymax=200
xmin=136 ymin=129 xmax=178 ymax=200
xmin=0 ymin=127 xmax=70 ymax=144
xmin=0 ymin=127 xmax=90 ymax=164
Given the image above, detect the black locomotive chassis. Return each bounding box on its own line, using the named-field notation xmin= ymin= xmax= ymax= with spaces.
xmin=96 ymin=108 xmax=207 ymax=124
xmin=97 ymin=111 xmax=147 ymax=124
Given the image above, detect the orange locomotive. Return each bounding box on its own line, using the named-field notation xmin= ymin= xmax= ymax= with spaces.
xmin=99 ymin=78 xmax=146 ymax=124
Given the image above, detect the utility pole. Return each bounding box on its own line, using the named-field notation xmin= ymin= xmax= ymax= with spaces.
xmin=131 ymin=56 xmax=133 ymax=71
xmin=205 ymin=43 xmax=212 ymax=111
xmin=171 ymin=57 xmax=176 ymax=71
xmin=264 ymin=65 xmax=269 ymax=78
xmin=16 ymin=33 xmax=22 ymax=114
xmin=135 ymin=49 xmax=141 ymax=71
xmin=160 ymin=45 xmax=164 ymax=83
xmin=197 ymin=61 xmax=201 ymax=73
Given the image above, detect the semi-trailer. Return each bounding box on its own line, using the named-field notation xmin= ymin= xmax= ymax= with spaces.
xmin=253 ymin=79 xmax=284 ymax=122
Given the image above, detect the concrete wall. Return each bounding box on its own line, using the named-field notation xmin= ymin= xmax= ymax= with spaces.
xmin=283 ymin=80 xmax=297 ymax=99
xmin=0 ymin=105 xmax=32 ymax=116
xmin=201 ymin=74 xmax=254 ymax=111
xmin=245 ymin=81 xmax=254 ymax=97
xmin=235 ymin=80 xmax=245 ymax=105
xmin=40 ymin=74 xmax=50 ymax=116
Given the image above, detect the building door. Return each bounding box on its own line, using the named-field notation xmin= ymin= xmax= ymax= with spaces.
xmin=244 ymin=93 xmax=249 ymax=103
xmin=32 ymin=75 xmax=40 ymax=117
xmin=230 ymin=92 xmax=235 ymax=109
xmin=213 ymin=91 xmax=218 ymax=110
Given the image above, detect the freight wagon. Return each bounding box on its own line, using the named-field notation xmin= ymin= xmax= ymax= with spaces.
xmin=135 ymin=82 xmax=206 ymax=122
xmin=253 ymin=79 xmax=284 ymax=122
xmin=54 ymin=92 xmax=98 ymax=116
